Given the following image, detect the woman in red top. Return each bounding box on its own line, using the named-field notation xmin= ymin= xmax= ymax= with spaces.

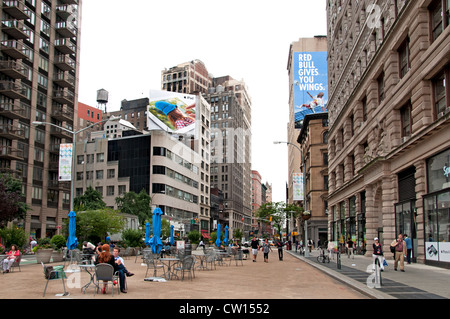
xmin=2 ymin=244 xmax=19 ymax=273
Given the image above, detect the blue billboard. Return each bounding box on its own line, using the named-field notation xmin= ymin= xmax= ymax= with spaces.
xmin=293 ymin=51 xmax=328 ymax=129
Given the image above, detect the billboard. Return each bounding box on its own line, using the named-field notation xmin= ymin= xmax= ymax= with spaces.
xmin=58 ymin=143 xmax=73 ymax=181
xmin=148 ymin=90 xmax=197 ymax=135
xmin=293 ymin=51 xmax=328 ymax=129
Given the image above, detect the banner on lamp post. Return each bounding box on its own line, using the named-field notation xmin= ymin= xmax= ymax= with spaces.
xmin=293 ymin=173 xmax=303 ymax=201
xmin=59 ymin=143 xmax=73 ymax=181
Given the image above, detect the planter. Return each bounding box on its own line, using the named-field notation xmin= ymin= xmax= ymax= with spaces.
xmin=51 ymin=251 xmax=64 ymax=262
xmin=302 ymin=214 xmax=311 ymax=221
xmin=35 ymin=249 xmax=53 ymax=264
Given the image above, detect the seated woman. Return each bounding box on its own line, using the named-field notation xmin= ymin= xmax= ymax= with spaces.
xmin=2 ymin=244 xmax=19 ymax=273
xmin=94 ymin=244 xmax=116 ymax=294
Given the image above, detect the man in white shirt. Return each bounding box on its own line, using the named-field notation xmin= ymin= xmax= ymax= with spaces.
xmin=113 ymin=248 xmax=134 ymax=293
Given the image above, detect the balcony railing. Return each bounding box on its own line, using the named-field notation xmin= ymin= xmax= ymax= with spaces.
xmin=55 ymin=21 xmax=77 ymax=38
xmin=53 ymin=89 xmax=75 ymax=105
xmin=0 ymin=145 xmax=23 ymax=160
xmin=52 ymin=104 xmax=74 ymax=122
xmin=2 ymin=0 xmax=29 ymax=20
xmin=0 ymin=80 xmax=27 ymax=99
xmin=53 ymin=71 xmax=75 ymax=88
xmin=1 ymin=20 xmax=28 ymax=40
xmin=0 ymin=101 xmax=30 ymax=120
xmin=1 ymin=39 xmax=29 ymax=60
xmin=0 ymin=123 xmax=26 ymax=139
xmin=54 ymin=38 xmax=76 ymax=55
xmin=0 ymin=60 xmax=26 ymax=79
xmin=54 ymin=54 xmax=75 ymax=72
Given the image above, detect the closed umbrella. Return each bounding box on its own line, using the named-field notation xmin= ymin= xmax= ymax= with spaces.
xmin=145 ymin=222 xmax=151 ymax=246
xmin=224 ymin=225 xmax=229 ymax=247
xmin=170 ymin=225 xmax=175 ymax=246
xmin=66 ymin=211 xmax=78 ymax=250
xmin=215 ymin=224 xmax=222 ymax=247
xmin=149 ymin=207 xmax=163 ymax=254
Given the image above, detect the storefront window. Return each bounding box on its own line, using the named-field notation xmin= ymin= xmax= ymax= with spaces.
xmin=425 ymin=148 xmax=450 ymax=264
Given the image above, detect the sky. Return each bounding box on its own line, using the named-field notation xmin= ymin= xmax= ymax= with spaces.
xmin=77 ymin=0 xmax=327 ymax=203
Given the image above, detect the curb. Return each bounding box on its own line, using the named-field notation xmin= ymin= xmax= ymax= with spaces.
xmin=287 ymin=251 xmax=395 ymax=299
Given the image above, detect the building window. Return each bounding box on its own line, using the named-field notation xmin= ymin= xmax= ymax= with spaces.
xmin=433 ymin=68 xmax=449 ymax=118
xmin=96 ymin=170 xmax=103 ymax=180
xmin=107 ymin=186 xmax=115 ymax=196
xmin=398 ymin=38 xmax=410 ymax=78
xmin=429 ymin=0 xmax=449 ymax=42
xmin=96 ymin=153 xmax=104 ymax=163
xmin=377 ymin=72 xmax=385 ymax=104
xmin=401 ymin=102 xmax=412 ymax=138
xmin=107 ymin=169 xmax=115 ymax=179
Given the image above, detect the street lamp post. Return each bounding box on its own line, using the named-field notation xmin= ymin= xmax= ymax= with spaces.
xmin=274 ymin=141 xmax=309 ymax=257
xmin=33 ymin=116 xmax=120 ymax=214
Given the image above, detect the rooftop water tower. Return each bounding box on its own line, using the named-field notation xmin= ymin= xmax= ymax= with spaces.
xmin=97 ymin=88 xmax=109 ymax=113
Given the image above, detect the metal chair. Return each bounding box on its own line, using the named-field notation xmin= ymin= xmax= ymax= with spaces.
xmin=94 ymin=263 xmax=120 ymax=296
xmin=144 ymin=253 xmax=166 ymax=278
xmin=231 ymin=250 xmax=244 ymax=266
xmin=10 ymin=252 xmax=22 ymax=272
xmin=174 ymin=255 xmax=195 ymax=281
xmin=205 ymin=250 xmax=216 ymax=270
xmin=42 ymin=262 xmax=67 ymax=297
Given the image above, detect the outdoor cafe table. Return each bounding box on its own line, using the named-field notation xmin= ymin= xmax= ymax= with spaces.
xmin=159 ymin=257 xmax=180 ymax=280
xmin=78 ymin=264 xmax=98 ymax=293
xmin=192 ymin=251 xmax=208 ymax=270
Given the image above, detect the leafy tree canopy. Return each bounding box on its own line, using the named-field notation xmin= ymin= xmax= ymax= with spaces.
xmin=74 ymin=186 xmax=106 ymax=212
xmin=0 ymin=173 xmax=29 ymax=226
xmin=115 ymin=189 xmax=152 ymax=225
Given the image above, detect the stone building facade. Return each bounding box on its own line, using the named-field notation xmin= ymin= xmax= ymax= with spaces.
xmin=326 ymin=0 xmax=450 ymax=266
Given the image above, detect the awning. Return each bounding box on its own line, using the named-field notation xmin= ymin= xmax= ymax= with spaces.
xmin=201 ymin=230 xmax=211 ymax=239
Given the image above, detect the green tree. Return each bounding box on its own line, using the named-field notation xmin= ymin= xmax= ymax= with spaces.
xmin=122 ymin=228 xmax=144 ymax=247
xmin=256 ymin=202 xmax=285 ymax=236
xmin=74 ymin=186 xmax=106 ymax=212
xmin=74 ymin=208 xmax=125 ymax=243
xmin=115 ymin=189 xmax=152 ymax=225
xmin=0 ymin=173 xmax=29 ymax=226
xmin=0 ymin=225 xmax=27 ymax=249
xmin=187 ymin=230 xmax=201 ymax=244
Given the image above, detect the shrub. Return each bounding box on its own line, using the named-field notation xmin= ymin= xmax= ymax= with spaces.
xmin=0 ymin=225 xmax=27 ymax=250
xmin=50 ymin=234 xmax=66 ymax=250
xmin=187 ymin=230 xmax=201 ymax=245
xmin=121 ymin=228 xmax=144 ymax=247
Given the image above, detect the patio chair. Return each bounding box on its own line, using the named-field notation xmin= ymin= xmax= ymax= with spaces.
xmin=134 ymin=247 xmax=142 ymax=263
xmin=10 ymin=252 xmax=22 ymax=272
xmin=42 ymin=262 xmax=67 ymax=297
xmin=174 ymin=255 xmax=195 ymax=281
xmin=144 ymin=253 xmax=166 ymax=278
xmin=141 ymin=248 xmax=152 ymax=263
xmin=94 ymin=263 xmax=120 ymax=296
xmin=231 ymin=250 xmax=244 ymax=266
xmin=205 ymin=250 xmax=216 ymax=270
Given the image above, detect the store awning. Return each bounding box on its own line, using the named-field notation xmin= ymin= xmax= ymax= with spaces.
xmin=201 ymin=230 xmax=211 ymax=239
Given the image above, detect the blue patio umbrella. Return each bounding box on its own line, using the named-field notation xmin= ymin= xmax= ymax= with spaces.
xmin=224 ymin=225 xmax=229 ymax=247
xmin=149 ymin=207 xmax=163 ymax=254
xmin=215 ymin=224 xmax=222 ymax=247
xmin=170 ymin=225 xmax=175 ymax=246
xmin=66 ymin=211 xmax=78 ymax=250
xmin=144 ymin=222 xmax=151 ymax=246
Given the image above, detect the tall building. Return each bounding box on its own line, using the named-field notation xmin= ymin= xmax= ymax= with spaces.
xmin=162 ymin=61 xmax=253 ymax=239
xmin=326 ymin=0 xmax=450 ymax=266
xmin=287 ymin=37 xmax=328 ymax=244
xmin=297 ymin=113 xmax=329 ymax=245
xmin=251 ymin=170 xmax=262 ymax=214
xmin=205 ymin=77 xmax=252 ymax=238
xmin=161 ymin=59 xmax=212 ymax=95
xmin=286 ymin=37 xmax=328 ymax=206
xmin=1 ymin=0 xmax=82 ymax=239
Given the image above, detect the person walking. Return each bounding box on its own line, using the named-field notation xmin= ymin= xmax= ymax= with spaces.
xmin=346 ymin=237 xmax=354 ymax=259
xmin=404 ymin=234 xmax=412 ymax=264
xmin=307 ymin=238 xmax=314 ymax=253
xmin=276 ymin=240 xmax=284 ymax=261
xmin=261 ymin=239 xmax=272 ymax=263
xmin=250 ymin=237 xmax=259 ymax=262
xmin=391 ymin=234 xmax=407 ymax=272
xmin=372 ymin=238 xmax=384 ymax=271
